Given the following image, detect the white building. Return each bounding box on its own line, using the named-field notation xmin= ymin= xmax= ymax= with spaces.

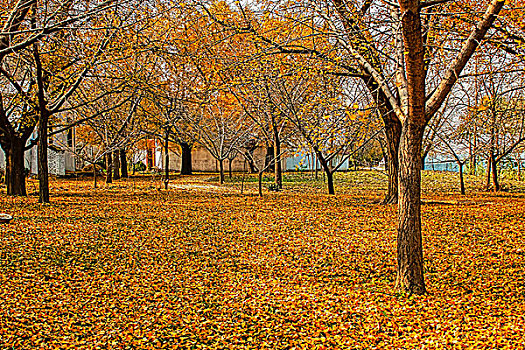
xmin=0 ymin=129 xmax=76 ymax=176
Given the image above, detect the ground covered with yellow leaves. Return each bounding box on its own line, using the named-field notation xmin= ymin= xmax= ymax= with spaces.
xmin=0 ymin=172 xmax=524 ymax=349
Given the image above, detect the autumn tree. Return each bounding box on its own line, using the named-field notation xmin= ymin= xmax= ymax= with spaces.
xmin=0 ymin=0 xmax=134 ymax=199
xmin=201 ymin=0 xmax=511 ymax=294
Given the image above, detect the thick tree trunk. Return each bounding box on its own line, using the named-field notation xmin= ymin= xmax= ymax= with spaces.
xmin=38 ymin=110 xmax=50 ymax=203
xmin=180 ymin=142 xmax=192 ymax=175
xmin=219 ymin=159 xmax=225 ymax=184
xmin=383 ymin=117 xmax=401 ymax=204
xmin=120 ymin=149 xmax=128 ymax=178
xmin=106 ymin=152 xmax=113 ymax=184
xmin=113 ymin=150 xmax=121 ymax=180
xmin=3 ymin=139 xmax=27 ymax=196
xmin=396 ymin=122 xmax=426 ymax=295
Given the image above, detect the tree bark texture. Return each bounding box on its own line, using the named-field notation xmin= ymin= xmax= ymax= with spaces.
xmin=395 ymin=0 xmax=427 ymax=295
xmin=383 ymin=115 xmax=401 ymax=204
xmin=396 ymin=122 xmax=426 ymax=295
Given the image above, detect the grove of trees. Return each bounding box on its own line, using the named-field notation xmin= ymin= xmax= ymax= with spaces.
xmin=2 ymin=0 xmax=525 ymax=296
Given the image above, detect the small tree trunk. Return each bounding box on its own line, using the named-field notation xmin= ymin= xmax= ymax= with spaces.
xmin=258 ymin=171 xmax=263 ymax=197
xmin=395 ymin=122 xmax=426 ymax=295
xmin=318 ymin=156 xmax=335 ymax=195
xmin=241 ymin=160 xmax=246 ymax=195
xmin=518 ymin=157 xmax=521 ymax=181
xmin=265 ymin=145 xmax=274 ymax=171
xmin=421 ymin=152 xmax=427 ymax=171
xmin=38 ymin=109 xmax=50 ymax=203
xmin=113 ymin=150 xmax=121 ymax=180
xmin=164 ymin=130 xmax=170 ymax=190
xmin=3 ymin=139 xmax=27 ymax=196
xmin=310 ymin=151 xmax=315 ymax=178
xmin=180 ymin=142 xmax=192 ymax=175
xmin=228 ymin=158 xmax=233 ymax=179
xmin=106 ymin=152 xmax=113 ymax=184
xmin=274 ymin=136 xmax=282 ymax=189
xmin=327 ymin=171 xmax=335 ymax=195
xmin=219 ymin=159 xmax=225 ymax=184
xmin=245 ymin=147 xmax=257 ymax=174
xmin=485 ymin=153 xmax=492 ymax=190
xmin=120 ymin=149 xmax=128 ymax=178
xmin=459 ymin=162 xmax=465 ymax=195
xmin=491 ymin=155 xmax=500 ymax=191
xmin=93 ymin=162 xmax=97 ymax=188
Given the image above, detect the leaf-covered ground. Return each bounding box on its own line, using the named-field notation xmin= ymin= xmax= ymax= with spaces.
xmin=0 ymin=172 xmax=524 ymax=349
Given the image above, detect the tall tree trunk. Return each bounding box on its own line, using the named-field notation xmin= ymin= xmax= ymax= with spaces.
xmin=459 ymin=162 xmax=465 ymax=195
xmin=367 ymin=82 xmax=401 ymax=204
xmin=164 ymin=129 xmax=170 ymax=190
xmin=113 ymin=150 xmax=121 ymax=180
xmin=106 ymin=152 xmax=113 ymax=184
xmin=383 ymin=117 xmax=401 ymax=204
xmin=396 ymin=122 xmax=426 ymax=295
xmin=274 ymin=135 xmax=282 ymax=189
xmin=180 ymin=142 xmax=192 ymax=175
xmin=38 ymin=109 xmax=50 ymax=203
xmin=120 ymin=149 xmax=128 ymax=178
xmin=3 ymin=139 xmax=27 ymax=196
xmin=34 ymin=39 xmax=49 ymax=204
xmin=219 ymin=159 xmax=225 ymax=184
